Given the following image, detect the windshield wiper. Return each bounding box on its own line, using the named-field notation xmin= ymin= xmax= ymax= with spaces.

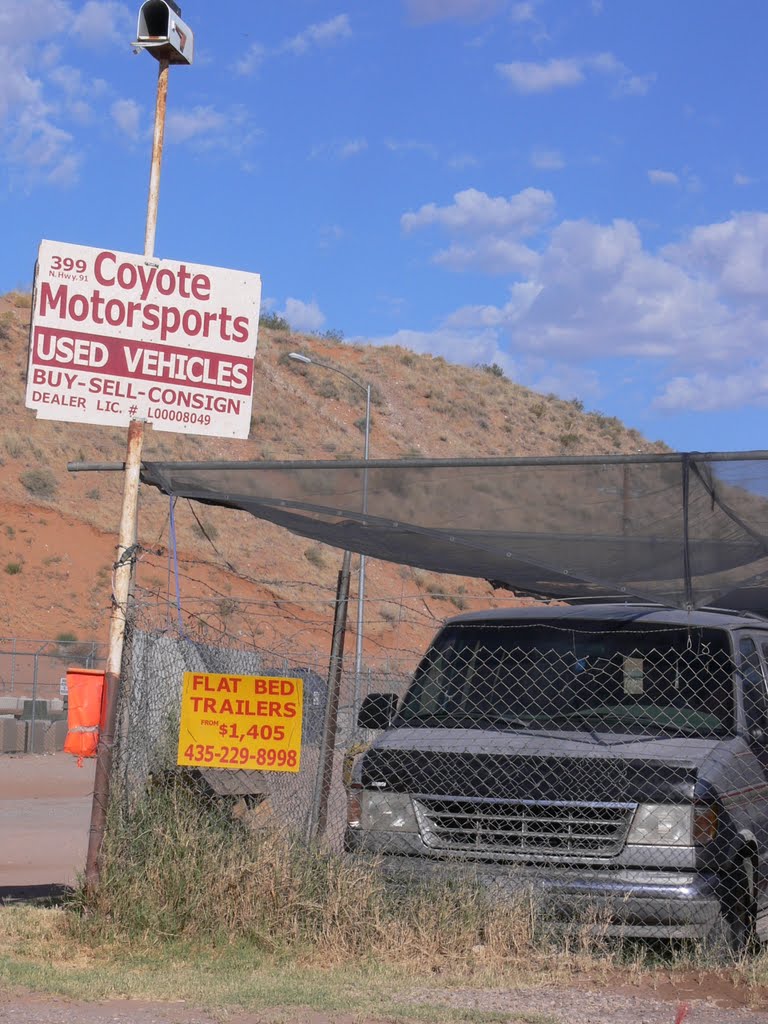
xmin=399 ymin=711 xmax=533 ymax=730
xmin=535 ymin=711 xmax=612 ymax=744
xmin=540 ymin=711 xmax=721 ymax=739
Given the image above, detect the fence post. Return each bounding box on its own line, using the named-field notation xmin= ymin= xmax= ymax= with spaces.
xmin=30 ymin=647 xmax=42 ymax=754
xmin=310 ymin=550 xmax=352 ymax=841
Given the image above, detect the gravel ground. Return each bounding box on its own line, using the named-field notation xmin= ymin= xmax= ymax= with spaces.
xmin=410 ymin=984 xmax=768 ymax=1023
xmin=2 ymin=986 xmax=768 ymax=1024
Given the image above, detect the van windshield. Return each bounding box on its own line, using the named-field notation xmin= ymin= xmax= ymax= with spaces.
xmin=398 ymin=621 xmax=735 ymax=738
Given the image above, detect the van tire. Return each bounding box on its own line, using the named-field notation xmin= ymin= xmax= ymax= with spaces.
xmin=720 ymin=856 xmax=758 ymax=954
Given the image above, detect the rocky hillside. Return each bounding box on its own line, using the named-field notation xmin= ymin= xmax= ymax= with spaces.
xmin=0 ymin=291 xmax=668 ymax=670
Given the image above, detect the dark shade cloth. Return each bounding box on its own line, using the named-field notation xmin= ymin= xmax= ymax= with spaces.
xmin=140 ymin=451 xmax=768 ymax=614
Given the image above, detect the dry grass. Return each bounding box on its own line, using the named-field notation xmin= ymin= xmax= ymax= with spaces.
xmin=74 ymin=775 xmax=593 ymax=966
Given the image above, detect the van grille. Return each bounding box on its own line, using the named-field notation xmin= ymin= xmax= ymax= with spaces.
xmin=414 ymin=796 xmax=633 ymax=858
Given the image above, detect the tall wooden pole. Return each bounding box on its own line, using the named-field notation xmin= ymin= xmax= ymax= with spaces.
xmin=84 ymin=59 xmax=169 ymax=892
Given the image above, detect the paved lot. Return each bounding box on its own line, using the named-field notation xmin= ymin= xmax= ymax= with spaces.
xmin=0 ymin=752 xmax=96 ymax=890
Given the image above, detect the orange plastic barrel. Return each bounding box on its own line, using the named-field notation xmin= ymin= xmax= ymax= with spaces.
xmin=64 ymin=668 xmax=106 ymax=764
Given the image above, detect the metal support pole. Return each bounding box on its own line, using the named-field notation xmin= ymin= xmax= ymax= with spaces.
xmin=311 ymin=549 xmax=352 ymax=841
xmin=144 ymin=60 xmax=169 ymax=259
xmin=353 ymin=384 xmax=371 ymax=710
xmin=84 ymin=56 xmax=168 ymax=893
xmin=30 ymin=651 xmax=39 ymax=753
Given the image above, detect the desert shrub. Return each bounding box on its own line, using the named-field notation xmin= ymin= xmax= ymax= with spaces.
xmin=8 ymin=291 xmax=31 ymax=308
xmin=5 ymin=562 xmax=22 ymax=575
xmin=192 ymin=520 xmax=218 ymax=542
xmin=319 ymin=328 xmax=344 ymax=342
xmin=559 ymin=433 xmax=581 ymax=451
xmin=20 ymin=468 xmax=57 ymax=499
xmin=304 ymin=544 xmax=325 ymax=568
xmin=312 ymin=378 xmax=340 ymax=400
xmin=4 ymin=432 xmax=27 ymax=459
xmin=477 ymin=362 xmax=505 ymax=378
xmin=259 ymin=312 xmax=290 ymax=332
xmin=0 ymin=311 xmax=14 ymax=340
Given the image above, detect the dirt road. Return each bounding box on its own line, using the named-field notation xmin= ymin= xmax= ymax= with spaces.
xmin=0 ymin=752 xmax=95 ymax=890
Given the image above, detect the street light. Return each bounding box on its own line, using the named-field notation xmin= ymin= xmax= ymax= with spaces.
xmin=289 ymin=352 xmax=371 ymax=705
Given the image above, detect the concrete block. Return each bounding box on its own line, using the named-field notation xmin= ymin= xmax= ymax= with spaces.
xmin=0 ymin=697 xmax=22 ymax=716
xmin=21 ymin=700 xmax=49 ymax=721
xmin=25 ymin=719 xmax=49 ymax=754
xmin=42 ymin=719 xmax=68 ymax=754
xmin=0 ymin=718 xmax=26 ymax=753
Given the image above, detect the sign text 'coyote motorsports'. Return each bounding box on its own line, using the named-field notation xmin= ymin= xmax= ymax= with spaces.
xmin=26 ymin=240 xmax=262 ymax=438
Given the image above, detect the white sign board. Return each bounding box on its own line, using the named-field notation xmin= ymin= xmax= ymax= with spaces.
xmin=25 ymin=240 xmax=261 ymax=438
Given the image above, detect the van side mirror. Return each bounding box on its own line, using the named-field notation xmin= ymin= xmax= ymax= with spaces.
xmin=358 ymin=693 xmax=398 ymax=730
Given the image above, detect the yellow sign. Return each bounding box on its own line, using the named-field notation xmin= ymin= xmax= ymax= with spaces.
xmin=177 ymin=673 xmax=303 ymax=772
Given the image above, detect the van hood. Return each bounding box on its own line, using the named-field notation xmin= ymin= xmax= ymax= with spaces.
xmin=360 ymin=728 xmax=726 ymax=804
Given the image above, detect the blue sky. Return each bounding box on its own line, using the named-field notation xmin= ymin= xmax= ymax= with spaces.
xmin=1 ymin=0 xmax=767 ymax=454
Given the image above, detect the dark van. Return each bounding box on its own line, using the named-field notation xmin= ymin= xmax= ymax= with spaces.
xmin=346 ymin=604 xmax=768 ymax=947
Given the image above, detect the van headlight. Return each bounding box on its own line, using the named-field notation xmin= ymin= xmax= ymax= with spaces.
xmin=627 ymin=804 xmax=692 ymax=846
xmin=360 ymin=791 xmax=419 ymax=832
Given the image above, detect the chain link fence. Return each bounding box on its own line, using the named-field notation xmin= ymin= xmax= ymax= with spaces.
xmin=115 ymin=619 xmax=412 ymax=850
xmin=0 ymin=638 xmax=107 ymax=753
xmin=112 ymin=603 xmax=768 ymax=948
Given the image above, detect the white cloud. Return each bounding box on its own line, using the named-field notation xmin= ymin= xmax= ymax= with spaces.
xmin=496 ymin=57 xmax=583 ymax=93
xmin=282 ymin=298 xmax=326 ymax=333
xmin=234 ymin=42 xmax=266 ymax=76
xmin=665 ymin=212 xmax=768 ymax=301
xmin=111 ymin=97 xmax=141 ymax=140
xmin=0 ymin=0 xmax=69 ymax=47
xmin=312 ymin=137 xmax=367 ymax=160
xmin=282 ymin=14 xmax=351 ymax=55
xmin=648 ymin=169 xmax=679 ymax=186
xmin=166 ymin=106 xmax=228 ymax=144
xmin=70 ymin=0 xmax=132 ymax=47
xmin=434 ymin=238 xmax=540 ymax=274
xmin=402 ymin=186 xmax=554 ymax=235
xmin=235 ymin=15 xmax=351 ymax=75
xmin=400 ymin=186 xmax=768 ymax=412
xmin=655 ymin=371 xmax=768 ymax=412
xmin=510 ymin=2 xmax=537 ymax=22
xmin=404 ymin=0 xmax=502 ymax=23
xmin=448 ymin=152 xmax=479 ymax=169
xmin=531 ymin=148 xmax=564 ymax=170
xmin=496 ymin=52 xmax=653 ymax=96
xmin=734 ymin=172 xmax=755 ymax=186
xmin=385 ymin=138 xmax=440 ymax=159
xmin=402 ymin=187 xmax=554 ymax=274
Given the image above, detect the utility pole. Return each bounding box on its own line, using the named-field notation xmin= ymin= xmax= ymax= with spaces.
xmin=84 ymin=1 xmax=193 ymax=892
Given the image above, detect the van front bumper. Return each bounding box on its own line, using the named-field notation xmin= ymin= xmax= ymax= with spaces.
xmin=368 ymin=855 xmax=721 ymax=940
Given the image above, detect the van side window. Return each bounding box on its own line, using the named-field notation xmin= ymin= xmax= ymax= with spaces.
xmin=740 ymin=637 xmax=768 ymax=735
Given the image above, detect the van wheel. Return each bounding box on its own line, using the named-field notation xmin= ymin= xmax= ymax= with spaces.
xmin=720 ymin=856 xmax=758 ymax=954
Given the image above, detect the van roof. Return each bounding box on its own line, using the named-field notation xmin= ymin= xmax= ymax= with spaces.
xmin=446 ymin=603 xmax=768 ymax=630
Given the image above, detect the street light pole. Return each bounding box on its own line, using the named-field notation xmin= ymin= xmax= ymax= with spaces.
xmin=289 ymin=352 xmax=371 ymax=708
